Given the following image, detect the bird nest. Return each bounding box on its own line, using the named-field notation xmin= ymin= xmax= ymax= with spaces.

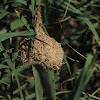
xmin=18 ymin=7 xmax=64 ymax=70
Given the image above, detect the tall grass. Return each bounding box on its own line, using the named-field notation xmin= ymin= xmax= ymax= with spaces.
xmin=0 ymin=0 xmax=100 ymax=100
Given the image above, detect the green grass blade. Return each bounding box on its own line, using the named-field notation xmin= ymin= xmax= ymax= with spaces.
xmin=25 ymin=93 xmax=35 ymax=100
xmin=15 ymin=10 xmax=33 ymax=33
xmin=42 ymin=23 xmax=50 ymax=36
xmin=32 ymin=65 xmax=43 ymax=100
xmin=0 ymin=28 xmax=7 ymax=34
xmin=64 ymin=54 xmax=72 ymax=76
xmin=13 ymin=0 xmax=27 ymax=6
xmin=0 ymin=32 xmax=35 ymax=42
xmin=56 ymin=91 xmax=71 ymax=95
xmin=82 ymin=18 xmax=100 ymax=46
xmin=0 ymin=80 xmax=10 ymax=86
xmin=82 ymin=92 xmax=100 ymax=100
xmin=47 ymin=69 xmax=56 ymax=100
xmin=0 ymin=64 xmax=9 ymax=69
xmin=0 ymin=43 xmax=24 ymax=100
xmin=33 ymin=64 xmax=57 ymax=100
xmin=56 ymin=0 xmax=100 ymax=46
xmin=69 ymin=54 xmax=96 ymax=100
xmin=10 ymin=19 xmax=24 ymax=30
xmin=31 ymin=0 xmax=35 ymax=18
xmin=0 ymin=2 xmax=23 ymax=20
xmin=13 ymin=83 xmax=27 ymax=95
xmin=30 ymin=0 xmax=35 ymax=29
xmin=16 ymin=62 xmax=39 ymax=74
xmin=0 ymin=10 xmax=9 ymax=20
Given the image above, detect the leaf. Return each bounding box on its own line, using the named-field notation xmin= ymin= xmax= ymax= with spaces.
xmin=0 ymin=80 xmax=10 ymax=86
xmin=0 ymin=43 xmax=24 ymax=100
xmin=0 ymin=64 xmax=9 ymax=69
xmin=15 ymin=10 xmax=33 ymax=32
xmin=56 ymin=91 xmax=71 ymax=95
xmin=33 ymin=64 xmax=57 ymax=100
xmin=63 ymin=54 xmax=72 ymax=76
xmin=82 ymin=17 xmax=100 ymax=46
xmin=13 ymin=0 xmax=27 ymax=6
xmin=25 ymin=93 xmax=36 ymax=100
xmin=32 ymin=65 xmax=43 ymax=100
xmin=69 ymin=54 xmax=96 ymax=100
xmin=56 ymin=0 xmax=100 ymax=46
xmin=0 ymin=2 xmax=22 ymax=20
xmin=82 ymin=92 xmax=100 ymax=100
xmin=47 ymin=69 xmax=56 ymax=100
xmin=0 ymin=10 xmax=9 ymax=20
xmin=31 ymin=0 xmax=35 ymax=18
xmin=16 ymin=62 xmax=39 ymax=74
xmin=10 ymin=19 xmax=24 ymax=30
xmin=0 ymin=32 xmax=36 ymax=42
xmin=0 ymin=20 xmax=24 ymax=34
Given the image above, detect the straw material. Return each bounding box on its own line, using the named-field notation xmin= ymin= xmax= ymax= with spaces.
xmin=18 ymin=7 xmax=64 ymax=70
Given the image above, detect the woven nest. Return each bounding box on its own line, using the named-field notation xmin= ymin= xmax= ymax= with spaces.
xmin=18 ymin=7 xmax=64 ymax=70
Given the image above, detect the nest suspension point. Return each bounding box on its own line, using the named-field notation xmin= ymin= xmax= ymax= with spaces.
xmin=18 ymin=7 xmax=64 ymax=70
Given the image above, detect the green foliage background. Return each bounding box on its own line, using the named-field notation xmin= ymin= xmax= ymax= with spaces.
xmin=0 ymin=0 xmax=100 ymax=100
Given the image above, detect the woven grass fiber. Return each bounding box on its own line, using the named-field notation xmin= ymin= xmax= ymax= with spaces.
xmin=18 ymin=6 xmax=64 ymax=70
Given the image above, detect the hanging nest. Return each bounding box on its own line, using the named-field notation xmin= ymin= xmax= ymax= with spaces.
xmin=18 ymin=7 xmax=64 ymax=70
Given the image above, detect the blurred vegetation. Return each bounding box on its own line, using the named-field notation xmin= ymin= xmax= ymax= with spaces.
xmin=0 ymin=0 xmax=100 ymax=100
